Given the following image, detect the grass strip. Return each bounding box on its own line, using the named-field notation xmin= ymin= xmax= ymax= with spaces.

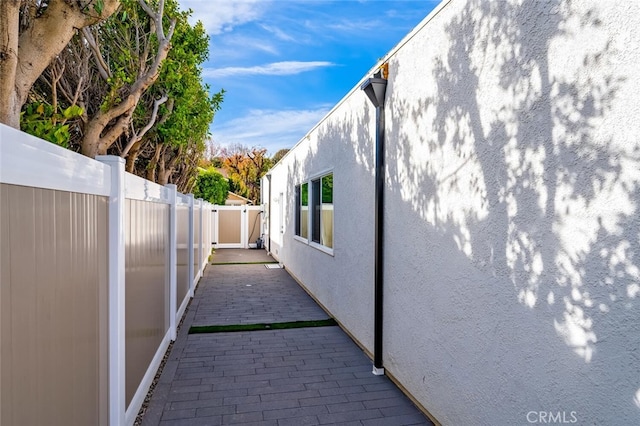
xmin=211 ymin=261 xmax=278 ymax=265
xmin=189 ymin=318 xmax=337 ymax=334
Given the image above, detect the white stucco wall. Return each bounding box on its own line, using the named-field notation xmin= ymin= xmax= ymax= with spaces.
xmin=264 ymin=0 xmax=640 ymax=424
xmin=266 ymin=92 xmax=378 ymax=351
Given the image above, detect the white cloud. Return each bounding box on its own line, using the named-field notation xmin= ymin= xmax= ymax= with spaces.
xmin=179 ymin=0 xmax=267 ymax=35
xmin=211 ymin=107 xmax=332 ymax=153
xmin=212 ymin=34 xmax=280 ymax=58
xmin=260 ymin=24 xmax=295 ymax=42
xmin=203 ymin=61 xmax=335 ymax=78
xmin=326 ymin=18 xmax=382 ymax=33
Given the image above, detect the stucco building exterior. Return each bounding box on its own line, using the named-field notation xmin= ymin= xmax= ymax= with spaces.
xmin=262 ymin=0 xmax=640 ymax=424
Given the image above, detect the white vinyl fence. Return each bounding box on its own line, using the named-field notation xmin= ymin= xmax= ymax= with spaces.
xmin=0 ymin=124 xmax=211 ymax=426
xmin=212 ymin=205 xmax=263 ymax=249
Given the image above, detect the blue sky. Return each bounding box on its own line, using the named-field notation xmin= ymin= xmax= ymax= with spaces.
xmin=179 ymin=0 xmax=440 ymax=155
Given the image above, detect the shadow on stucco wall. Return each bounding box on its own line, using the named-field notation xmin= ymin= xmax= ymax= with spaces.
xmin=383 ymin=0 xmax=638 ymax=421
xmin=283 ymin=104 xmax=374 ymax=246
xmin=272 ymin=0 xmax=639 ymax=422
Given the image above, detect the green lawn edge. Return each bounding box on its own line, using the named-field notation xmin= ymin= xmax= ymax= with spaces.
xmin=189 ymin=318 xmax=337 ymax=334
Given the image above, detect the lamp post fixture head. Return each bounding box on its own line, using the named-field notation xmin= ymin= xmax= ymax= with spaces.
xmin=361 ymin=68 xmax=388 ymax=108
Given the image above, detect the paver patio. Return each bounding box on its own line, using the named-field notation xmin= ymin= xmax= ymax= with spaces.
xmin=142 ymin=249 xmax=432 ymax=426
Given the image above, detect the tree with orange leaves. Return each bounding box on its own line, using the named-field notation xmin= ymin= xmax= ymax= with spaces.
xmin=222 ymin=144 xmax=272 ymax=204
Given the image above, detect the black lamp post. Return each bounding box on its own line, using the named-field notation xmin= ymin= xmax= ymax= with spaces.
xmin=360 ymin=66 xmax=388 ymax=376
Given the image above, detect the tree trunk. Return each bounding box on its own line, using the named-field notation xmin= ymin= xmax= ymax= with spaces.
xmin=80 ymin=106 xmax=137 ymax=157
xmin=81 ymin=114 xmax=110 ymax=157
xmin=158 ymin=144 xmax=183 ymax=185
xmin=0 ymin=0 xmax=120 ymax=127
xmin=0 ymin=1 xmax=22 ymax=127
xmin=125 ymin=140 xmax=144 ymax=173
xmin=147 ymin=144 xmax=162 ymax=182
xmin=158 ymin=167 xmax=173 ymax=186
xmin=157 ymin=151 xmax=167 ymax=184
xmin=176 ymin=165 xmax=197 ymax=194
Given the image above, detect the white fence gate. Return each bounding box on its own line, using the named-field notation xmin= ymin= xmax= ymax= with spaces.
xmin=212 ymin=205 xmax=263 ymax=249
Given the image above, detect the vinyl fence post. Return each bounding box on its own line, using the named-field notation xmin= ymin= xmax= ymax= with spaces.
xmin=202 ymin=203 xmax=208 ymax=267
xmin=187 ymin=193 xmax=194 ymax=298
xmin=96 ymin=155 xmax=126 ymax=426
xmin=166 ymin=184 xmax=178 ymax=341
xmin=198 ymin=198 xmax=204 ymax=277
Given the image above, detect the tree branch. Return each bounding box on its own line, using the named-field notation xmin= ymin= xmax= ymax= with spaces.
xmin=157 ymin=97 xmax=174 ymax=126
xmin=81 ymin=27 xmax=111 ymax=81
xmin=72 ymin=76 xmax=84 ymax=106
xmin=98 ymin=108 xmax=134 ymax=153
xmin=82 ymin=0 xmax=176 ymax=156
xmin=50 ymin=61 xmax=64 ymax=116
xmin=121 ymin=94 xmax=168 ymax=157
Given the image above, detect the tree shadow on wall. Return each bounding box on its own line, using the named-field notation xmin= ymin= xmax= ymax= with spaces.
xmin=387 ymin=0 xmax=638 ymax=413
xmin=284 ymin=103 xmax=375 ymax=257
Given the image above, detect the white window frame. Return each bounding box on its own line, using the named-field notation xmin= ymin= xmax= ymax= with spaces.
xmin=293 ymin=169 xmax=334 ymax=256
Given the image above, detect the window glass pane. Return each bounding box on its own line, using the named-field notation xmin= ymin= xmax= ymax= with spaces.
xmin=301 ymin=183 xmax=308 ymax=206
xmin=321 ymin=174 xmax=333 ymax=248
xmin=301 ymin=183 xmax=308 ymax=239
xmin=322 ymin=174 xmax=333 ymax=203
xmin=296 ymin=174 xmax=332 ymax=249
xmin=312 ymin=179 xmax=321 ymax=243
xmin=294 ymin=185 xmax=301 ymax=236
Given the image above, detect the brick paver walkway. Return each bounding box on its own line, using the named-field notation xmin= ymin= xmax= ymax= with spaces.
xmin=142 ymin=249 xmax=432 ymax=426
xmin=192 ymin=265 xmax=329 ymax=327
